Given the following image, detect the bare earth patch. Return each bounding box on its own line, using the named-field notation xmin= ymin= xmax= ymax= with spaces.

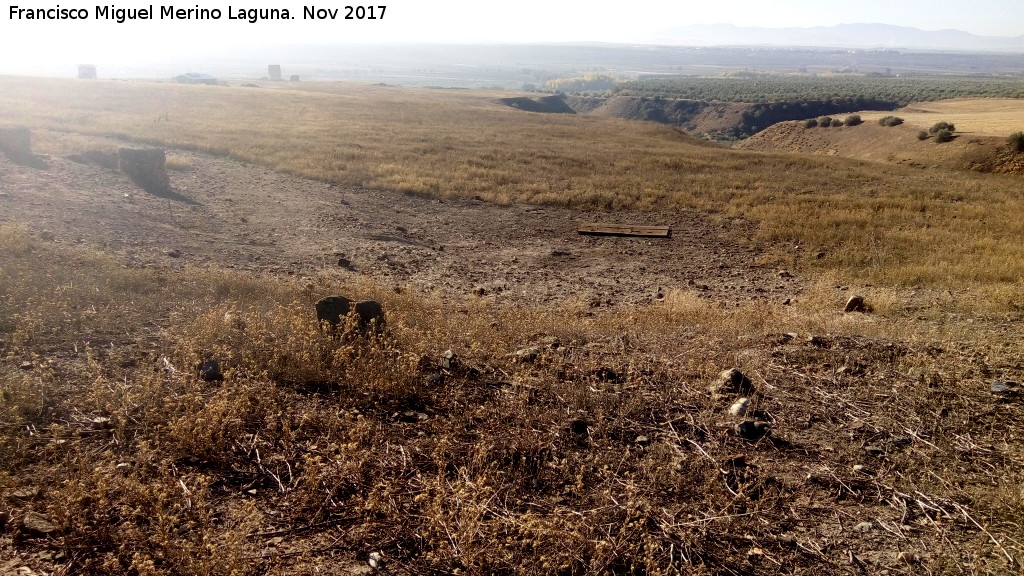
xmin=0 ymin=137 xmax=800 ymax=307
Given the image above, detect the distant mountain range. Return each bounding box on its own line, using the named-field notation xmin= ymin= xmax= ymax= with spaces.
xmin=650 ymin=23 xmax=1024 ymax=52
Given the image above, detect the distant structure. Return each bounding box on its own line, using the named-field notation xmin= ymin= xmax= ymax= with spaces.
xmin=77 ymin=64 xmax=97 ymax=79
xmin=173 ymin=73 xmax=218 ymax=86
xmin=268 ymin=64 xmax=282 ymax=80
xmin=290 ymin=75 xmax=300 ymax=82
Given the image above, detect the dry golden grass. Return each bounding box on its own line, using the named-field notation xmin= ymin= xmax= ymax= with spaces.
xmin=860 ymin=99 xmax=1024 ymax=136
xmin=2 ymin=225 xmax=1022 ymax=575
xmin=1 ymin=76 xmax=1023 ymax=294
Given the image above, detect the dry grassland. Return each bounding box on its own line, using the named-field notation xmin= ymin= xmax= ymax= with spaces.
xmin=859 ymin=99 xmax=1024 ymax=136
xmin=1 ymin=76 xmax=1023 ymax=293
xmin=1 ymin=226 xmax=1022 ymax=575
xmin=1 ymin=76 xmax=1024 ymax=575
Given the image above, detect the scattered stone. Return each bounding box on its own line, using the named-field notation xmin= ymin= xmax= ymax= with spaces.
xmin=852 ymin=464 xmax=874 ymax=475
xmin=21 ymin=511 xmax=58 ymax=536
xmin=540 ymin=335 xmax=561 ymax=349
xmin=514 ymin=347 xmax=540 ymax=362
xmin=844 ymin=295 xmax=867 ymax=313
xmin=896 ymin=551 xmax=920 ymax=564
xmin=710 ymin=368 xmax=755 ymax=398
xmin=778 ymin=270 xmax=793 ymax=278
xmin=368 ymin=551 xmax=386 ymax=572
xmin=728 ymin=397 xmax=751 ymax=417
xmin=399 ymin=411 xmax=428 ymax=423
xmin=735 ymin=420 xmax=770 ymax=440
xmin=19 ymin=361 xmax=33 ymax=370
xmin=440 ymin=349 xmax=458 ymax=370
xmin=315 ymin=296 xmax=386 ymax=331
xmin=807 ymin=335 xmax=828 ymax=347
xmin=11 ymin=487 xmax=40 ymax=500
xmin=570 ymin=419 xmax=589 ymax=435
xmin=724 ymin=453 xmax=746 ymax=467
xmin=473 ymin=286 xmax=487 ymax=296
xmin=91 ymin=416 xmax=112 ymax=429
xmin=991 ymin=380 xmax=1019 ymax=399
xmin=853 ymin=521 xmax=874 ymax=533
xmin=198 ymin=359 xmax=223 ymax=382
xmin=816 ymin=251 xmax=826 ymax=259
xmin=863 ymin=445 xmax=885 ymax=456
xmin=635 ymin=435 xmax=650 ymax=446
xmin=165 ymin=248 xmax=182 ymax=258
xmin=593 ymin=367 xmax=620 ymax=382
xmin=337 ymin=257 xmax=352 ymax=268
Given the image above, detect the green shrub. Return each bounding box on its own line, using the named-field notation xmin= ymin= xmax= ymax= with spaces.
xmin=933 ymin=128 xmax=954 ymax=143
xmin=816 ymin=116 xmax=833 ymax=127
xmin=843 ymin=114 xmax=862 ymax=126
xmin=917 ymin=130 xmax=930 ymax=140
xmin=929 ymin=121 xmax=956 ymax=134
xmin=803 ymin=118 xmax=818 ymax=128
xmin=1007 ymin=131 xmax=1024 ymax=152
xmin=879 ymin=116 xmax=904 ymax=126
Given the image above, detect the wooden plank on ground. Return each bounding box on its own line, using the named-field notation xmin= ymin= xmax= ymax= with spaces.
xmin=578 ymin=223 xmax=672 ymax=238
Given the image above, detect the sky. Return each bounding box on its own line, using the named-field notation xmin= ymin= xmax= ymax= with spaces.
xmin=1 ymin=0 xmax=1022 ymax=73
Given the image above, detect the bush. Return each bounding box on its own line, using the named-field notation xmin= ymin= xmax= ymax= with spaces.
xmin=1007 ymin=131 xmax=1024 ymax=152
xmin=803 ymin=118 xmax=818 ymax=128
xmin=917 ymin=130 xmax=930 ymax=140
xmin=816 ymin=116 xmax=833 ymax=127
xmin=843 ymin=114 xmax=862 ymax=126
xmin=879 ymin=116 xmax=904 ymax=126
xmin=929 ymin=121 xmax=956 ymax=134
xmin=933 ymin=128 xmax=954 ymax=143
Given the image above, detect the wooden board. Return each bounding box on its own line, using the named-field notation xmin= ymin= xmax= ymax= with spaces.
xmin=578 ymin=223 xmax=672 ymax=238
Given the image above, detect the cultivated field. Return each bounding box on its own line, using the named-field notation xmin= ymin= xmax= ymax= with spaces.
xmin=1 ymin=76 xmax=1023 ymax=575
xmin=859 ymin=98 xmax=1024 ymax=137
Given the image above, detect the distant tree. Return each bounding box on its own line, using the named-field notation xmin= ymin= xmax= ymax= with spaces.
xmin=817 ymin=116 xmax=834 ymax=127
xmin=878 ymin=115 xmax=904 ymax=126
xmin=933 ymin=128 xmax=954 ymax=143
xmin=803 ymin=118 xmax=818 ymax=128
xmin=843 ymin=114 xmax=862 ymax=126
xmin=1007 ymin=131 xmax=1024 ymax=152
xmin=929 ymin=121 xmax=956 ymax=134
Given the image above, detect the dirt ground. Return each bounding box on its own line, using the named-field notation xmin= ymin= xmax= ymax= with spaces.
xmin=0 ymin=136 xmax=801 ymax=308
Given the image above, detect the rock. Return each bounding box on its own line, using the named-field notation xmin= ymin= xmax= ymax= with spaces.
xmin=635 ymin=435 xmax=650 ymax=446
xmin=844 ymin=295 xmax=867 ymax=313
xmin=11 ymin=487 xmax=40 ymax=500
xmin=514 ymin=347 xmax=540 ymax=362
xmin=852 ymin=464 xmax=874 ymax=475
xmin=991 ymin=380 xmax=1019 ymax=399
xmin=315 ymin=296 xmax=386 ymax=331
xmin=440 ymin=349 xmax=458 ymax=370
xmin=337 ymin=257 xmax=352 ymax=268
xmin=570 ymin=419 xmax=589 ymax=435
xmin=19 ymin=361 xmax=33 ymax=370
xmin=368 ymin=551 xmax=386 ymax=572
xmin=735 ymin=420 xmax=770 ymax=440
xmin=21 ymin=511 xmax=58 ymax=536
xmin=854 ymin=521 xmax=874 ymax=533
xmin=863 ymin=445 xmax=885 ymax=456
xmin=710 ymin=368 xmax=754 ymax=398
xmin=118 ymin=147 xmax=170 ymax=194
xmin=399 ymin=411 xmax=428 ymax=423
xmin=166 ymin=248 xmax=182 ymax=258
xmin=728 ymin=397 xmax=751 ymax=417
xmin=198 ymin=359 xmax=223 ymax=382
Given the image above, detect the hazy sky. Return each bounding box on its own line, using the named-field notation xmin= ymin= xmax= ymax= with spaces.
xmin=1 ymin=0 xmax=1021 ymax=72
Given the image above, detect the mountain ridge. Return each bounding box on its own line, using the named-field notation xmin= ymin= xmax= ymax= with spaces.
xmin=649 ymin=23 xmax=1024 ymax=52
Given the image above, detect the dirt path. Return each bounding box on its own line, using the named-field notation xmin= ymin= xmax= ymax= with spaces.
xmin=0 ymin=139 xmax=800 ymax=306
